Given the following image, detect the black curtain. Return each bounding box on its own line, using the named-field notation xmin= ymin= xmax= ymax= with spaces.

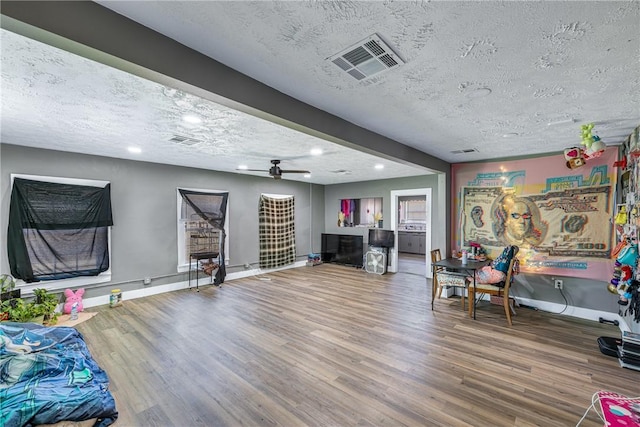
xmin=8 ymin=178 xmax=113 ymax=283
xmin=179 ymin=189 xmax=228 ymax=285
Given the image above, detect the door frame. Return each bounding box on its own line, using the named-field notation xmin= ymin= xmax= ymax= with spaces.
xmin=389 ymin=188 xmax=432 ymax=275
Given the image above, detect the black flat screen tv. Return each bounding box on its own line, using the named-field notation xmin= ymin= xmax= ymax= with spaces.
xmin=321 ymin=233 xmax=364 ymax=267
xmin=368 ymin=229 xmax=395 ymax=248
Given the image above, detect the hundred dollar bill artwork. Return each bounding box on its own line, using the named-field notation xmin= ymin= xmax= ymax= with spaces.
xmin=462 ymin=185 xmax=612 ymax=257
xmin=454 ymin=147 xmax=617 ymax=280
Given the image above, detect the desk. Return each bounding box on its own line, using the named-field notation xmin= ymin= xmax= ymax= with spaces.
xmin=431 ymin=257 xmax=490 ymax=319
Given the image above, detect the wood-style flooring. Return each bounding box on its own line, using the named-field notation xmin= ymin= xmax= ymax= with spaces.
xmin=397 ymin=252 xmax=427 ymax=276
xmin=76 ymin=264 xmax=637 ymax=426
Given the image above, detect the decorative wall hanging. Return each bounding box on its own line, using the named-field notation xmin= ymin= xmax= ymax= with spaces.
xmin=259 ymin=194 xmax=296 ymax=269
xmin=452 ymin=147 xmax=618 ymax=281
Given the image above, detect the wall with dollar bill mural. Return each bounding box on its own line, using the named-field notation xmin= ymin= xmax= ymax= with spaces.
xmin=452 ymin=146 xmax=623 ymax=319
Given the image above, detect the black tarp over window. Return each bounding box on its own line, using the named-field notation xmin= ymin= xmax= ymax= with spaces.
xmin=8 ymin=178 xmax=113 ymax=283
xmin=179 ymin=189 xmax=228 ymax=285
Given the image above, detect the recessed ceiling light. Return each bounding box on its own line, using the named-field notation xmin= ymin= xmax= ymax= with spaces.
xmin=304 ymin=174 xmax=311 ymax=178
xmin=237 ymin=165 xmax=248 ymax=170
xmin=466 ymin=87 xmax=492 ymax=98
xmin=375 ymin=164 xmax=384 ymax=170
xmin=547 ymin=118 xmax=576 ymax=126
xmin=310 ymin=148 xmax=323 ymax=156
xmin=182 ymin=114 xmax=202 ymax=124
xmin=128 ymin=146 xmax=142 ymax=154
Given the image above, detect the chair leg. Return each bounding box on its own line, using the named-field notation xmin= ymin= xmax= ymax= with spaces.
xmin=503 ymin=294 xmax=513 ymax=326
xmin=468 ymin=287 xmax=474 ymax=318
xmin=460 ymin=288 xmax=465 ymax=311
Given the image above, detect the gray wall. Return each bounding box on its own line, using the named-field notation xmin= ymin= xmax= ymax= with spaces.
xmin=0 ymin=143 xmax=621 ymax=315
xmin=325 ymin=173 xmax=621 ymax=315
xmin=324 ymin=174 xmax=445 ymax=249
xmin=1 ymin=144 xmax=325 ymax=298
xmin=510 ymin=272 xmax=619 ymax=313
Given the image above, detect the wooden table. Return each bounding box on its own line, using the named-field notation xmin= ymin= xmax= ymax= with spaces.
xmin=431 ymin=257 xmax=490 ymax=319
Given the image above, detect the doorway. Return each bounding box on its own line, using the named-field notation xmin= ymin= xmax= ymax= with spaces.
xmin=389 ymin=188 xmax=432 ymax=276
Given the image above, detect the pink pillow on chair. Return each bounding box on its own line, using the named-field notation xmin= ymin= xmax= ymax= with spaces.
xmin=475 ymin=266 xmax=506 ymax=284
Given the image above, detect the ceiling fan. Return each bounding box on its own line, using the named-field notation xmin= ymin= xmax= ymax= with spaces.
xmin=241 ymin=159 xmax=310 ymax=180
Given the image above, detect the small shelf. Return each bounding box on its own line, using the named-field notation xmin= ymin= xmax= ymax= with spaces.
xmin=188 ymin=251 xmax=220 ymax=291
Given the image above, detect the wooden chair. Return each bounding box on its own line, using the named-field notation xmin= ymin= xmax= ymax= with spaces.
xmin=431 ymin=249 xmax=443 ymax=309
xmin=431 ymin=249 xmax=466 ymax=311
xmin=468 ymin=256 xmax=518 ymax=325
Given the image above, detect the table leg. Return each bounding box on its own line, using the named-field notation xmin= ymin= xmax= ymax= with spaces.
xmin=472 ymin=274 xmax=477 ymax=320
xmin=431 ymin=266 xmax=435 ymax=310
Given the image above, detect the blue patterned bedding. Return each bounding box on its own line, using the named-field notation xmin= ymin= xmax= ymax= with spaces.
xmin=0 ymin=322 xmax=118 ymax=427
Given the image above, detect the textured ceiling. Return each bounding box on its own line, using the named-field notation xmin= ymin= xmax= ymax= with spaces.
xmin=2 ymin=1 xmax=639 ymax=184
xmin=0 ymin=29 xmax=428 ymax=185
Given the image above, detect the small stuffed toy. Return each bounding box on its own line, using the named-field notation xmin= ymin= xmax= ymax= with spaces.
xmin=564 ymin=147 xmax=586 ymax=169
xmin=63 ymin=288 xmax=85 ymax=314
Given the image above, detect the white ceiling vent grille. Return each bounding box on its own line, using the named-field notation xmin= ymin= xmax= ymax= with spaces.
xmin=329 ymin=34 xmax=404 ymax=81
xmin=451 ymin=148 xmax=479 ymax=154
xmin=331 ymin=169 xmax=352 ymax=175
xmin=169 ymin=134 xmax=203 ymax=146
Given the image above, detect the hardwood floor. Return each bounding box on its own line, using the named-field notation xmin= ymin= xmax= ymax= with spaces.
xmin=76 ymin=264 xmax=637 ymax=426
xmin=397 ymin=252 xmax=427 ymax=276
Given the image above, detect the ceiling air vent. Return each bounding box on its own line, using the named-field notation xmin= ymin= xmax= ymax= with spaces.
xmin=169 ymin=134 xmax=203 ymax=146
xmin=328 ymin=33 xmax=404 ymax=81
xmin=451 ymin=148 xmax=479 ymax=154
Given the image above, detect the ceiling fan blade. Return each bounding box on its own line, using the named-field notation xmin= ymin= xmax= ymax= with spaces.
xmin=280 ymin=169 xmax=311 ymax=174
xmin=239 ymin=168 xmax=269 ymax=172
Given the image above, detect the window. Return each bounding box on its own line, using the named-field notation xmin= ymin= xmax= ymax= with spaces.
xmin=8 ymin=174 xmax=113 ymax=292
xmin=339 ymin=197 xmax=382 ymax=227
xmin=176 ymin=188 xmax=229 ymax=274
xmin=399 ymin=198 xmax=426 ymax=225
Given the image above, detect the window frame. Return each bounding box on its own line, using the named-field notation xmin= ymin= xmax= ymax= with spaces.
xmin=9 ymin=174 xmax=112 ymax=293
xmin=176 ymin=187 xmax=230 ymax=273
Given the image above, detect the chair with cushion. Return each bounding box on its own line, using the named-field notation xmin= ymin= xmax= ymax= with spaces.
xmin=468 ymin=251 xmax=519 ymax=325
xmin=431 ymin=249 xmax=466 ymax=311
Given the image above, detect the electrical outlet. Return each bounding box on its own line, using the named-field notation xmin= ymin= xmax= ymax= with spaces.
xmin=143 ymin=277 xmax=151 ymax=285
xmin=244 ymin=263 xmax=251 ymax=270
xmin=554 ymin=279 xmax=563 ymax=290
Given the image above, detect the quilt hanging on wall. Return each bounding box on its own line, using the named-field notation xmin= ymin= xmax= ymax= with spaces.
xmin=259 ymin=194 xmax=296 ymax=269
xmin=452 ymin=147 xmax=618 ymax=281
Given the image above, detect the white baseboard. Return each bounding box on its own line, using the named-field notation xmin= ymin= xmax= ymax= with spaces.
xmin=81 ymin=263 xmax=626 ymax=334
xmin=514 ymin=296 xmax=620 ymax=325
xmin=82 ymin=261 xmax=307 ymax=309
xmin=443 ymin=292 xmax=624 ymax=330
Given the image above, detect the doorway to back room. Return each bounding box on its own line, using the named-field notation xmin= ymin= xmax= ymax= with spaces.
xmin=389 ymin=188 xmax=432 ymax=276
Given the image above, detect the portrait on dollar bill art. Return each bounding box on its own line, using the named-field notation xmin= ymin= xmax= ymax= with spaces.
xmin=492 ymin=193 xmax=547 ymax=247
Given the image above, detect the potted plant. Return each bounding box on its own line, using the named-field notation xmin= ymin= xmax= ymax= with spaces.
xmin=0 ymin=274 xmax=20 ymax=301
xmin=34 ymin=288 xmax=61 ymax=325
xmin=0 ymin=274 xmax=20 ymax=322
xmin=1 ymin=297 xmax=41 ymax=323
xmin=0 ymin=288 xmax=60 ymax=325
